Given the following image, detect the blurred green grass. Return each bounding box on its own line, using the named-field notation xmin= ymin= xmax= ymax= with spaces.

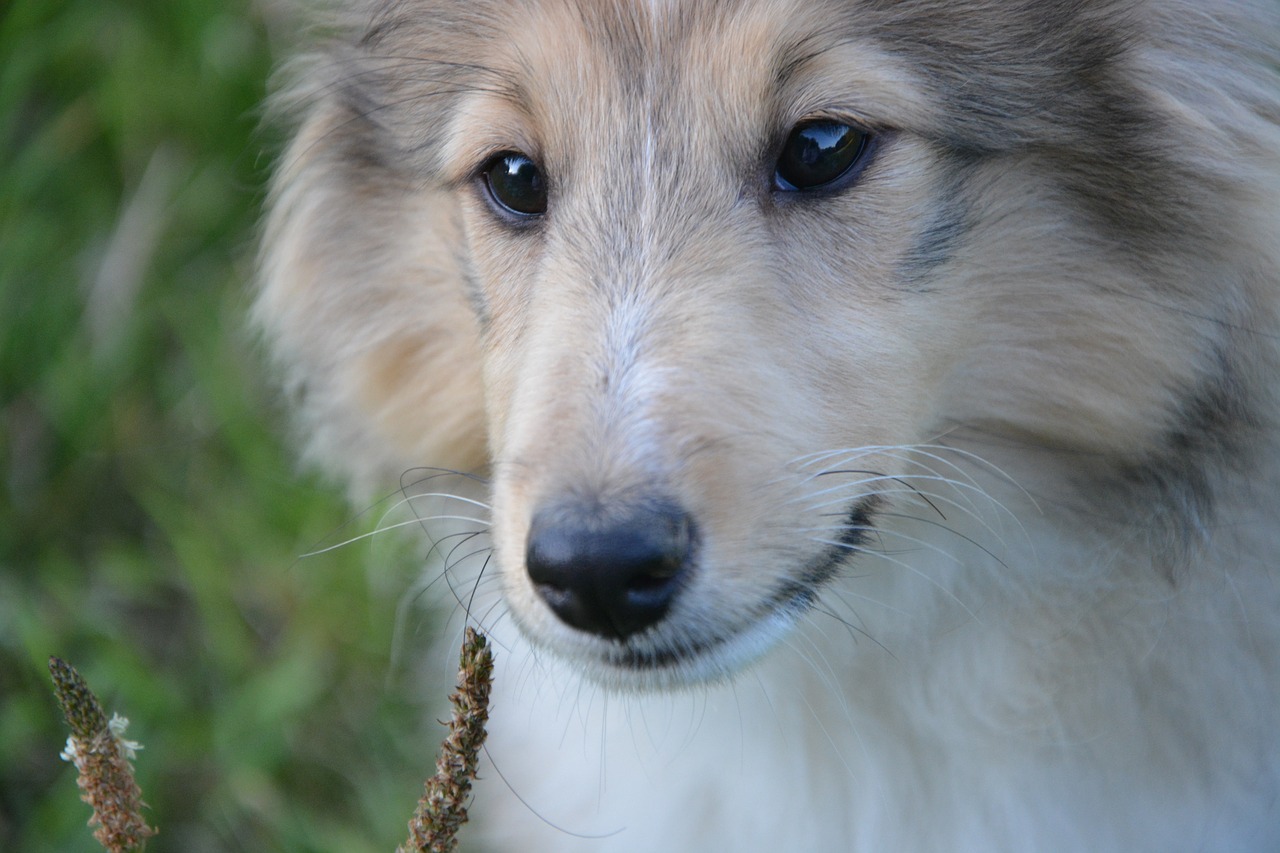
xmin=1 ymin=2 xmax=447 ymax=850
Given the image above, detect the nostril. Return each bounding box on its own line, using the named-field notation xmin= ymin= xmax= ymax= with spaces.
xmin=525 ymin=498 xmax=695 ymax=640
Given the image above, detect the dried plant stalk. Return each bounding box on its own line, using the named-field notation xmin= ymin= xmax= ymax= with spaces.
xmin=49 ymin=657 xmax=157 ymax=852
xmin=398 ymin=626 xmax=495 ymax=853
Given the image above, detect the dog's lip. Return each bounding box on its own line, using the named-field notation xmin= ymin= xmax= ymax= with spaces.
xmin=597 ymin=581 xmax=818 ymax=672
xmin=589 ymin=496 xmax=878 ymax=675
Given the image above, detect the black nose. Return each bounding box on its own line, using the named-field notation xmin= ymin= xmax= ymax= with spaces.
xmin=525 ymin=499 xmax=695 ymax=640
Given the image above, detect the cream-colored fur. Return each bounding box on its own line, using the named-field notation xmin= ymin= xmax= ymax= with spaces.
xmin=259 ymin=0 xmax=1280 ymax=849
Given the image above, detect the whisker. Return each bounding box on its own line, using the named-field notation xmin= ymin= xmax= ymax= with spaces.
xmin=807 ymin=599 xmax=897 ymax=659
xmin=789 ymin=442 xmax=1034 ymax=520
xmin=804 ymin=468 xmax=947 ymax=519
xmin=427 ymin=529 xmax=489 ymax=565
xmin=808 ymin=519 xmax=1008 ymax=570
xmin=809 ymin=537 xmax=983 ymax=625
xmin=299 ymin=514 xmax=491 ymax=557
xmin=777 ymin=636 xmax=860 ymax=777
xmin=863 ymin=512 xmax=1010 ymax=568
xmin=802 ymin=471 xmax=1004 ymax=520
xmin=807 ymin=483 xmax=1018 ymax=553
xmin=819 ymin=584 xmax=912 ymax=620
xmin=805 ymin=485 xmax=1008 ymax=543
xmin=457 ymin=549 xmax=496 ymax=622
xmin=400 ymin=490 xmax=494 ymax=512
xmin=880 ymin=443 xmax=1039 ymax=515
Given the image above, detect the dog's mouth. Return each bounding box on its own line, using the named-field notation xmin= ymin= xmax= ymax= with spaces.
xmin=595 ymin=578 xmax=821 ymax=673
xmin=524 ymin=497 xmax=878 ymax=686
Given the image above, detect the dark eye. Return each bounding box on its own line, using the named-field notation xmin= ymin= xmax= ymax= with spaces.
xmin=774 ymin=121 xmax=870 ymax=192
xmin=482 ymin=152 xmax=547 ymax=217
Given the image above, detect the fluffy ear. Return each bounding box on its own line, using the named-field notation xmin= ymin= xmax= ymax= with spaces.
xmin=256 ymin=100 xmax=488 ymax=497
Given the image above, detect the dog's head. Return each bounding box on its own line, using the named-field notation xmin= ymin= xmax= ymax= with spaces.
xmin=260 ymin=0 xmax=1280 ymax=686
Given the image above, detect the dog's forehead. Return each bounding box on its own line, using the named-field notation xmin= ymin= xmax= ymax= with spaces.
xmin=408 ymin=0 xmax=1144 ymax=173
xmin=492 ymin=0 xmax=821 ymax=117
xmin=439 ymin=0 xmax=922 ymax=168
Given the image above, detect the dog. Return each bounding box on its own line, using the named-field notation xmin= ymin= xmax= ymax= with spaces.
xmin=257 ymin=0 xmax=1280 ymax=849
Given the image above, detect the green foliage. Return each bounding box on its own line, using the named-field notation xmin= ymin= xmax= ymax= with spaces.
xmin=1 ymin=1 xmax=444 ymax=849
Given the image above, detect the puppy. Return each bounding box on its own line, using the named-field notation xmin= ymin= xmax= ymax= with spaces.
xmin=259 ymin=0 xmax=1280 ymax=849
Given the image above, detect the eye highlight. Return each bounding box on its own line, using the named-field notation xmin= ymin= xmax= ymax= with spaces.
xmin=481 ymin=151 xmax=547 ymax=218
xmin=774 ymin=121 xmax=871 ymax=193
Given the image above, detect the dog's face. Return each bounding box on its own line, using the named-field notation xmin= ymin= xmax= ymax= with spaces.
xmin=263 ymin=0 xmax=1257 ymax=687
xmin=455 ymin=2 xmax=961 ymax=683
